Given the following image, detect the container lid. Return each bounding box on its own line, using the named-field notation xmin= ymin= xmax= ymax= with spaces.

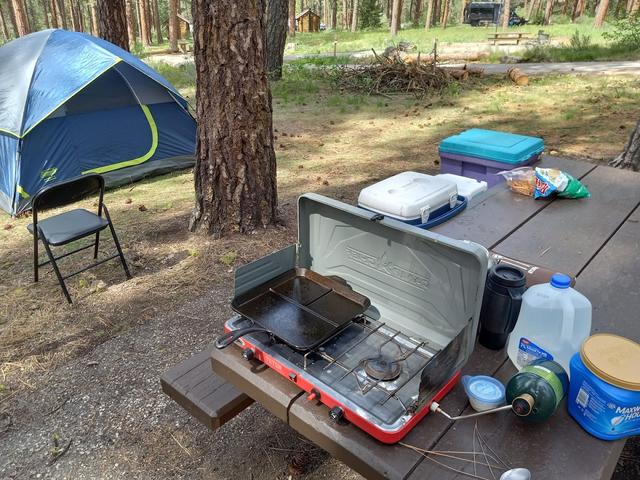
xmin=580 ymin=334 xmax=640 ymax=391
xmin=462 ymin=375 xmax=506 ymax=404
xmin=297 ymin=193 xmax=488 ymax=354
xmin=489 ymin=265 xmax=526 ymax=288
xmin=550 ymin=273 xmax=571 ymax=289
xmin=436 ymin=174 xmax=488 ymax=200
xmin=439 ymin=129 xmax=544 ymax=165
xmin=357 ymin=172 xmax=457 ymax=221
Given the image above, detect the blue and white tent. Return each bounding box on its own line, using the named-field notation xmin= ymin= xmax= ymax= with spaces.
xmin=0 ymin=29 xmax=196 ymax=215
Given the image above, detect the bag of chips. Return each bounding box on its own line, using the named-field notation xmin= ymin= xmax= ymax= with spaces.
xmin=498 ymin=167 xmax=536 ymax=196
xmin=534 ymin=168 xmax=590 ymax=199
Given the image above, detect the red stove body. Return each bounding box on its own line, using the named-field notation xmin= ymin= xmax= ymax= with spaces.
xmin=221 ymin=193 xmax=488 ymax=444
xmin=224 ymin=315 xmax=465 ymax=444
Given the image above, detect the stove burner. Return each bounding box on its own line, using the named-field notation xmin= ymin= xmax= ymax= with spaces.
xmin=363 ymin=355 xmax=402 ymax=381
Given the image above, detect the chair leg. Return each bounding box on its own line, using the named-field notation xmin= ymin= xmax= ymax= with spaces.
xmin=41 ymin=240 xmax=72 ymax=304
xmin=33 ymin=232 xmax=39 ymax=283
xmin=94 ymin=231 xmax=100 ymax=259
xmin=107 ymin=222 xmax=132 ymax=280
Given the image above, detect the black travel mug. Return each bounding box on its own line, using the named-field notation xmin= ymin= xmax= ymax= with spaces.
xmin=478 ymin=265 xmax=526 ymax=350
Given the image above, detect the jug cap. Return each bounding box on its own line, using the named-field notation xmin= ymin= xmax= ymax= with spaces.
xmin=489 ymin=265 xmax=526 ymax=288
xmin=580 ymin=334 xmax=640 ymax=391
xmin=550 ymin=273 xmax=571 ymax=289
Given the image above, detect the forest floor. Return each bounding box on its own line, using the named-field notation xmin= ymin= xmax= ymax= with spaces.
xmin=1 ymin=71 xmax=640 ymax=479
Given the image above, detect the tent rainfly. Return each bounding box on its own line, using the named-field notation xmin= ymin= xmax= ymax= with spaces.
xmin=0 ymin=29 xmax=196 ymax=216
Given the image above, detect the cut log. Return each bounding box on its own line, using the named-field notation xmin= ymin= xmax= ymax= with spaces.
xmin=507 ymin=67 xmax=529 ymax=86
xmin=447 ymin=68 xmax=470 ymax=81
xmin=397 ymin=51 xmax=488 ymax=63
xmin=463 ymin=64 xmax=485 ymax=77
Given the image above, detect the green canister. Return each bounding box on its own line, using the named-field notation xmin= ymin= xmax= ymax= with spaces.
xmin=506 ymin=360 xmax=569 ymax=422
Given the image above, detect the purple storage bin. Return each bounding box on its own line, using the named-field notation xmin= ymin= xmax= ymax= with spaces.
xmin=439 ymin=152 xmax=541 ymax=187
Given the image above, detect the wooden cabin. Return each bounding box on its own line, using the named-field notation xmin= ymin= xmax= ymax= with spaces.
xmin=177 ymin=14 xmax=192 ymax=39
xmin=296 ymin=9 xmax=321 ymax=33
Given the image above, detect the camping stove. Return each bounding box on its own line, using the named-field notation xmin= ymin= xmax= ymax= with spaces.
xmin=223 ymin=313 xmax=462 ymax=444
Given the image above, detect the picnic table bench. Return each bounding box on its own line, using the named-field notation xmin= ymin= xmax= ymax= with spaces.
xmin=488 ymin=32 xmax=532 ymax=45
xmin=177 ymin=41 xmax=192 ymax=53
xmin=162 ymin=155 xmax=640 ymax=479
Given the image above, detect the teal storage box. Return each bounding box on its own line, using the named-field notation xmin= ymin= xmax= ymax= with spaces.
xmin=439 ymin=129 xmax=544 ymax=186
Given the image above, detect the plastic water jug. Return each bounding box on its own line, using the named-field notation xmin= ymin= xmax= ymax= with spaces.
xmin=507 ymin=273 xmax=592 ymax=375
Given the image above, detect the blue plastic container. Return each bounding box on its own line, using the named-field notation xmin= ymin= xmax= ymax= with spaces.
xmin=439 ymin=129 xmax=544 ymax=186
xmin=462 ymin=375 xmax=506 ymax=412
xmin=568 ymin=334 xmax=640 ymax=441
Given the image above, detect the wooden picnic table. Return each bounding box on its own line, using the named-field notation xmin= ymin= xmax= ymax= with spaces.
xmin=162 ymin=155 xmax=640 ymax=479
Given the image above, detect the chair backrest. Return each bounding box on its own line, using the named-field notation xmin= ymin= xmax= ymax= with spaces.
xmin=31 ymin=174 xmax=105 ymax=213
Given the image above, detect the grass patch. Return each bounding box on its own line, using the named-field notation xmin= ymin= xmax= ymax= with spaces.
xmin=520 ymin=42 xmax=640 ymax=62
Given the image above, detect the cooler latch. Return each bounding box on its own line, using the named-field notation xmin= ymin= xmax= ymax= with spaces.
xmin=420 ymin=205 xmax=431 ymax=224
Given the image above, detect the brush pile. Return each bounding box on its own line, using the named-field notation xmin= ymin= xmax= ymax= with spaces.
xmin=329 ymin=50 xmax=479 ymax=98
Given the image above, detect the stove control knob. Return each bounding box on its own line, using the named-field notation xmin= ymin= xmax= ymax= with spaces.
xmin=242 ymin=349 xmax=255 ymax=361
xmin=329 ymin=407 xmax=344 ymax=423
xmin=307 ymin=389 xmax=321 ymax=402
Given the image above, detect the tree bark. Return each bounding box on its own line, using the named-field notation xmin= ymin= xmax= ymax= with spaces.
xmin=50 ymin=0 xmax=58 ymax=28
xmin=572 ymin=0 xmax=586 ymax=18
xmin=594 ymin=0 xmax=609 ymax=26
xmin=610 ymin=120 xmax=640 ymax=171
xmin=460 ymin=0 xmax=468 ymax=22
xmin=138 ymin=0 xmax=151 ymax=45
xmin=55 ymin=0 xmax=66 ymax=28
xmin=168 ymin=0 xmax=178 ymax=51
xmin=41 ymin=0 xmax=51 ymax=28
xmin=266 ymin=0 xmax=288 ymax=80
xmin=288 ymin=0 xmax=295 ymax=34
xmin=331 ymin=0 xmax=337 ymax=28
xmin=413 ymin=0 xmax=422 ymax=24
xmin=125 ymin=0 xmax=136 ymax=46
xmin=351 ymin=0 xmax=358 ymax=30
xmin=390 ymin=0 xmax=401 ymax=35
xmin=190 ymin=0 xmax=278 ymax=236
xmin=77 ymin=0 xmax=85 ymax=31
xmin=89 ymin=3 xmax=96 ymax=34
xmin=97 ymin=0 xmax=129 ymax=50
xmin=441 ymin=0 xmax=450 ymax=27
xmin=0 ymin=5 xmax=9 ymax=40
xmin=502 ymin=0 xmax=511 ymax=27
xmin=152 ymin=0 xmax=162 ymax=43
xmin=11 ymin=0 xmax=30 ymax=36
xmin=424 ymin=0 xmax=433 ymax=28
xmin=70 ymin=0 xmax=78 ymax=30
xmin=543 ymin=0 xmax=554 ymax=24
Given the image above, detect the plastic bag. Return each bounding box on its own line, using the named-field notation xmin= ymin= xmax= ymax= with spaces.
xmin=498 ymin=167 xmax=536 ymax=196
xmin=534 ymin=168 xmax=590 ymax=199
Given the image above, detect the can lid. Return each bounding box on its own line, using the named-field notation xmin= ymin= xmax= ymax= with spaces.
xmin=580 ymin=334 xmax=640 ymax=391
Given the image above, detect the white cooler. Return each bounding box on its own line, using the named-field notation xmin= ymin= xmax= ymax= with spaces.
xmin=358 ymin=171 xmax=466 ymax=227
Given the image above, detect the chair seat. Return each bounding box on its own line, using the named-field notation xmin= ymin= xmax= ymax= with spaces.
xmin=28 ymin=208 xmax=109 ymax=246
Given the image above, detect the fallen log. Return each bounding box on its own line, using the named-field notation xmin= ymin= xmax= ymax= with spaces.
xmin=446 ymin=69 xmax=470 ymax=81
xmin=507 ymin=67 xmax=529 ymax=86
xmin=463 ymin=65 xmax=485 ymax=77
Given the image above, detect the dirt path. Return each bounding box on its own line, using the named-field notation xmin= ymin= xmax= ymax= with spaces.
xmin=0 ymin=286 xmax=360 ymax=480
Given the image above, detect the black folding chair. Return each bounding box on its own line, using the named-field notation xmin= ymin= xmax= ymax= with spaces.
xmin=27 ymin=174 xmax=132 ymax=304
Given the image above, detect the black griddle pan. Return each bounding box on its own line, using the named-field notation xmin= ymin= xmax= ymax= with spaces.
xmin=215 ymin=268 xmax=370 ymax=351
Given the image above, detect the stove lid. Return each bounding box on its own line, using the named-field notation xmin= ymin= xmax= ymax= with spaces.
xmin=297 ymin=193 xmax=488 ymax=356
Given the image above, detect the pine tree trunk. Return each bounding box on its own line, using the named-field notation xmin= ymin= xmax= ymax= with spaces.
xmin=26 ymin=0 xmax=35 ymax=30
xmin=88 ymin=3 xmax=96 ymax=33
xmin=351 ymin=0 xmax=358 ymax=30
xmin=288 ymin=0 xmax=295 ymax=34
xmin=168 ymin=0 xmax=178 ymax=51
xmin=152 ymin=0 xmax=162 ymax=43
xmin=391 ymin=0 xmax=401 ymax=34
xmin=594 ymin=0 xmax=609 ymax=26
xmin=502 ymin=0 xmax=511 ymax=26
xmin=460 ymin=0 xmax=468 ymax=22
xmin=125 ymin=0 xmax=136 ymax=46
xmin=441 ymin=0 xmax=450 ymax=27
xmin=413 ymin=0 xmax=422 ymax=24
xmin=331 ymin=0 xmax=337 ymax=28
xmin=190 ymin=0 xmax=278 ymax=236
xmin=342 ymin=0 xmax=348 ymax=28
xmin=138 ymin=0 xmax=150 ymax=45
xmin=41 ymin=0 xmax=51 ymax=28
xmin=543 ymin=0 xmax=554 ymax=24
xmin=49 ymin=0 xmax=58 ymax=28
xmin=610 ymin=120 xmax=640 ymax=171
xmin=11 ymin=0 xmax=30 ymax=36
xmin=77 ymin=0 xmax=85 ymax=31
xmin=425 ymin=0 xmax=433 ymax=28
xmin=97 ymin=0 xmax=129 ymax=50
xmin=70 ymin=0 xmax=78 ymax=30
xmin=0 ymin=5 xmax=9 ymax=40
xmin=7 ymin=1 xmax=19 ymax=36
xmin=266 ymin=0 xmax=288 ymax=80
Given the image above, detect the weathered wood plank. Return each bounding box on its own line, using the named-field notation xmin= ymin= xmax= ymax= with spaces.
xmin=210 ymin=346 xmax=304 ymax=423
xmin=161 ymin=342 xmax=254 ymax=431
xmin=493 ymin=166 xmax=640 ymax=275
xmin=432 ymin=156 xmax=595 ymax=248
xmin=410 ymin=205 xmax=640 ymax=479
xmin=287 ymin=345 xmax=507 ymax=480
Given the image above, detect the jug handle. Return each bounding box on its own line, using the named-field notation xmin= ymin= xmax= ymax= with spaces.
xmin=507 ymin=289 xmax=523 ymax=331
